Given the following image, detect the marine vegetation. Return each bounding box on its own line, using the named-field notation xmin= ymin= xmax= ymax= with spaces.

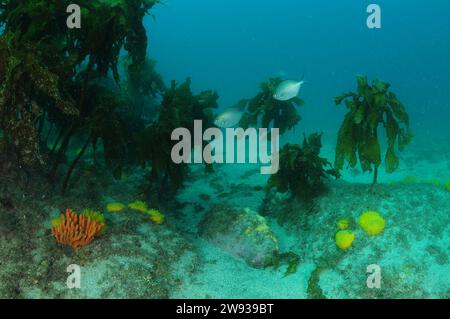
xmin=51 ymin=208 xmax=105 ymax=250
xmin=271 ymin=251 xmax=301 ymax=277
xmin=0 ymin=0 xmax=162 ymax=193
xmin=334 ymin=75 xmax=413 ymax=189
xmin=267 ymin=133 xmax=340 ymax=202
xmin=307 ymin=266 xmax=327 ymax=299
xmin=0 ymin=32 xmax=79 ymax=166
xmin=239 ymin=77 xmax=305 ymax=134
xmin=137 ymin=78 xmax=219 ymax=201
xmin=359 ymin=211 xmax=385 ymax=236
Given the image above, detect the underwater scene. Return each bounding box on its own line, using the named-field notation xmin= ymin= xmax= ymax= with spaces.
xmin=0 ymin=0 xmax=449 ymax=300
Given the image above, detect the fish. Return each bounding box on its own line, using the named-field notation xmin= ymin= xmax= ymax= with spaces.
xmin=214 ymin=108 xmax=244 ymax=128
xmin=273 ymin=77 xmax=305 ymax=101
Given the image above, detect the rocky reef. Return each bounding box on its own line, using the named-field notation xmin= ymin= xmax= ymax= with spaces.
xmin=199 ymin=204 xmax=279 ymax=269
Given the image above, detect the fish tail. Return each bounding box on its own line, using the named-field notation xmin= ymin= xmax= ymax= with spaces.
xmin=300 ymin=73 xmax=309 ymax=85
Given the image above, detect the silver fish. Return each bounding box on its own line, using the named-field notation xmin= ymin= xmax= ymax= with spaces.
xmin=273 ymin=78 xmax=305 ymax=101
xmin=214 ymin=108 xmax=244 ymax=128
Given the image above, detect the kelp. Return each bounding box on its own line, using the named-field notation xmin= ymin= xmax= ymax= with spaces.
xmin=68 ymin=0 xmax=159 ymax=82
xmin=0 ymin=32 xmax=78 ymax=165
xmin=334 ymin=76 xmax=413 ymax=188
xmin=122 ymin=56 xmax=166 ymax=123
xmin=0 ymin=0 xmax=161 ymax=192
xmin=0 ymin=0 xmax=159 ymax=81
xmin=123 ymin=56 xmax=166 ymax=98
xmin=268 ymin=133 xmax=340 ymax=202
xmin=239 ymin=77 xmax=304 ymax=134
xmin=138 ymin=78 xmax=218 ymax=199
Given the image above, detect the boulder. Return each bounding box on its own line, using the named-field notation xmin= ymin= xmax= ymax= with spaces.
xmin=199 ymin=204 xmax=279 ymax=268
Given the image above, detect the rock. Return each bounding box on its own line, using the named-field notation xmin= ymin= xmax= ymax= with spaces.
xmin=0 ymin=209 xmax=199 ymax=298
xmin=199 ymin=204 xmax=279 ymax=268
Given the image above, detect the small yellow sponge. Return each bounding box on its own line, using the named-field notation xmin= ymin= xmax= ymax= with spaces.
xmin=106 ymin=202 xmax=125 ymax=213
xmin=335 ymin=230 xmax=355 ymax=250
xmin=444 ymin=180 xmax=450 ymax=192
xmin=359 ymin=211 xmax=385 ymax=236
xmin=51 ymin=216 xmax=62 ymax=229
xmin=128 ymin=200 xmax=149 ymax=213
xmin=147 ymin=209 xmax=165 ymax=225
xmin=337 ymin=218 xmax=350 ymax=230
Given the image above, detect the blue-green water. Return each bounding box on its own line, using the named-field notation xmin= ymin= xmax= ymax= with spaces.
xmin=146 ymin=0 xmax=450 ymax=139
xmin=133 ymin=0 xmax=450 ymax=298
xmin=0 ymin=0 xmax=448 ymax=299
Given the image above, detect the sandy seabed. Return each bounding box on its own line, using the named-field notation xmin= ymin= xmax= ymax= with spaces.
xmin=0 ymin=138 xmax=449 ymax=299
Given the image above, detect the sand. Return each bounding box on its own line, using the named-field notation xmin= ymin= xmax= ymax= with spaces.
xmin=0 ymin=138 xmax=448 ymax=298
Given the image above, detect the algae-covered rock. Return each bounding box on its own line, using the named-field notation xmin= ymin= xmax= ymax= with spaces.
xmin=199 ymin=204 xmax=279 ymax=268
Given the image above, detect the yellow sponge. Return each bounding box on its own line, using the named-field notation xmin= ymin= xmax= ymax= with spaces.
xmin=359 ymin=211 xmax=385 ymax=236
xmin=106 ymin=202 xmax=125 ymax=213
xmin=128 ymin=200 xmax=149 ymax=213
xmin=147 ymin=209 xmax=165 ymax=225
xmin=337 ymin=218 xmax=350 ymax=230
xmin=444 ymin=180 xmax=450 ymax=192
xmin=335 ymin=230 xmax=355 ymax=250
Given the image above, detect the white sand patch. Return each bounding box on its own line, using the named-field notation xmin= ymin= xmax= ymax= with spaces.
xmin=171 ymin=138 xmax=449 ymax=298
